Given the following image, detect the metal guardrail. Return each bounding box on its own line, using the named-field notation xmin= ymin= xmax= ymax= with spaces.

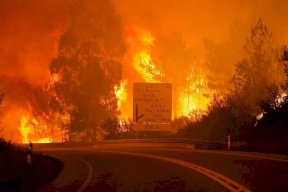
xmin=29 ymin=138 xmax=228 ymax=150
xmin=100 ymin=138 xmax=227 ymax=150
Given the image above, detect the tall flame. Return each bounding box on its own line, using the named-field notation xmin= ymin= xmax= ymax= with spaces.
xmin=123 ymin=27 xmax=211 ymax=120
xmin=115 ymin=79 xmax=127 ymax=110
xmin=18 ymin=116 xmax=29 ymax=143
xmin=127 ymin=28 xmax=161 ymax=82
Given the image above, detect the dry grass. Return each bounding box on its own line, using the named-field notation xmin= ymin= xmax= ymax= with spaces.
xmin=0 ymin=139 xmax=63 ymax=192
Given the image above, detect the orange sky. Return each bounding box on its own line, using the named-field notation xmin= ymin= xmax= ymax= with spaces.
xmin=114 ymin=0 xmax=251 ymax=44
xmin=0 ymin=1 xmax=73 ymax=84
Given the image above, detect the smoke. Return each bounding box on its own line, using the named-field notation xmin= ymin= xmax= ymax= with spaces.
xmin=249 ymin=0 xmax=288 ymax=44
xmin=0 ymin=0 xmax=74 ymax=141
xmin=114 ymin=0 xmax=288 ymax=118
xmin=0 ymin=76 xmax=35 ymax=141
xmin=113 ymin=0 xmax=252 ymax=44
xmin=114 ymin=0 xmax=288 ymax=45
xmin=0 ymin=0 xmax=73 ymax=84
xmin=1 ymin=0 xmax=288 ymax=140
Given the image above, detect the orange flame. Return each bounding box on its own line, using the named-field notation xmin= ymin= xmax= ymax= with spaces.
xmin=127 ymin=28 xmax=161 ymax=82
xmin=18 ymin=116 xmax=51 ymax=143
xmin=123 ymin=28 xmax=211 ymax=120
xmin=115 ymin=80 xmax=127 ymax=110
xmin=18 ymin=111 xmax=69 ymax=143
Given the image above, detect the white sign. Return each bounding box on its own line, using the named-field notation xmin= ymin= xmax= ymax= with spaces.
xmin=133 ymin=83 xmax=172 ymax=131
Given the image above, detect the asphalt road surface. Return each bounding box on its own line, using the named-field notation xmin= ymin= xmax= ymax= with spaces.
xmin=37 ymin=146 xmax=288 ymax=192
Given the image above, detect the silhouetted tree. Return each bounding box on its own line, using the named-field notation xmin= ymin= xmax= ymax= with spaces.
xmin=203 ymin=19 xmax=250 ymax=100
xmin=49 ymin=0 xmax=125 ymax=141
xmin=102 ymin=117 xmax=120 ymax=139
xmin=241 ymin=46 xmax=288 ymax=153
xmin=282 ymin=45 xmax=288 ymax=87
xmin=231 ymin=18 xmax=285 ymax=116
xmin=252 ymin=95 xmax=288 ymax=153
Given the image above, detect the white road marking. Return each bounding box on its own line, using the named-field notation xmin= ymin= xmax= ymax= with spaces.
xmin=97 ymin=150 xmax=252 ymax=192
xmin=36 ymin=147 xmax=288 ymax=162
xmin=38 ymin=146 xmax=287 ymax=191
xmin=187 ymin=150 xmax=288 ymax=163
xmin=138 ymin=148 xmax=288 ymax=163
xmin=72 ymin=156 xmax=94 ymax=192
xmin=222 ymin=151 xmax=288 ymax=163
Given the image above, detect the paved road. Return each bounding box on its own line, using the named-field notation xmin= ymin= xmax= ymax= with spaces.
xmin=38 ymin=146 xmax=288 ymax=192
xmin=124 ymin=148 xmax=288 ymax=192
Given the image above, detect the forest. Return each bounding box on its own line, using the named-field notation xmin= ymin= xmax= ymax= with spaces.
xmin=0 ymin=0 xmax=288 ymax=153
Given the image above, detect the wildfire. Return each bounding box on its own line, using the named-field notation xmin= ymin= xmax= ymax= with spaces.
xmin=127 ymin=28 xmax=161 ymax=82
xmin=123 ymin=27 xmax=211 ymax=120
xmin=18 ymin=116 xmax=51 ymax=143
xmin=17 ymin=112 xmax=68 ymax=144
xmin=18 ymin=116 xmax=29 ymax=143
xmin=133 ymin=51 xmax=161 ymax=82
xmin=114 ymin=79 xmax=128 ymax=110
xmin=45 ymin=73 xmax=60 ymax=90
xmin=274 ymin=92 xmax=287 ymax=108
xmin=179 ymin=93 xmax=198 ymax=116
xmin=36 ymin=138 xmax=51 ymax=143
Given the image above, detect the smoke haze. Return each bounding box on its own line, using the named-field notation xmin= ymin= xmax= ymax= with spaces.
xmin=115 ymin=0 xmax=288 ymax=44
xmin=0 ymin=0 xmax=74 ymax=141
xmin=0 ymin=0 xmax=73 ymax=83
xmin=1 ymin=0 xmax=288 ymax=141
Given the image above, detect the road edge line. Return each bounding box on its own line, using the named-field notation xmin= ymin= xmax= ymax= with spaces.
xmin=72 ymin=156 xmax=94 ymax=192
xmin=192 ymin=150 xmax=288 ymax=163
xmin=98 ymin=150 xmax=251 ymax=192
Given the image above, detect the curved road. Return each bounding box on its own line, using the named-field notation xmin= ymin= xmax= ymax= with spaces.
xmin=38 ymin=146 xmax=288 ymax=192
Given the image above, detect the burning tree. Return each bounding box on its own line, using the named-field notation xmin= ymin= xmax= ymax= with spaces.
xmin=125 ymin=29 xmax=209 ymax=119
xmin=23 ymin=82 xmax=70 ymax=143
xmin=49 ymin=0 xmax=125 ymax=141
xmin=151 ymin=32 xmax=208 ymax=118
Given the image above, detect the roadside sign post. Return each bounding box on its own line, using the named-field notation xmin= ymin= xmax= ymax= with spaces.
xmin=133 ymin=83 xmax=172 ymax=131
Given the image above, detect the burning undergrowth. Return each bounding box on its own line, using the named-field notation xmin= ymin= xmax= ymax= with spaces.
xmin=0 ymin=76 xmax=69 ymax=143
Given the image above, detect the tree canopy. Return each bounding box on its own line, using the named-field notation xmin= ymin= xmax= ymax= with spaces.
xmin=49 ymin=0 xmax=126 ymax=141
xmin=231 ymin=18 xmax=285 ymax=116
xmin=150 ymin=32 xmax=200 ymax=117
